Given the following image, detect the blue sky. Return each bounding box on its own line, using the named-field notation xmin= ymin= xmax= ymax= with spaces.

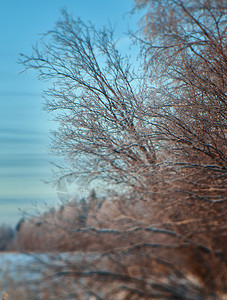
xmin=0 ymin=0 xmax=142 ymax=225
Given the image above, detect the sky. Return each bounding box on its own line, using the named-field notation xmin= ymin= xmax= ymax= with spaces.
xmin=0 ymin=0 xmax=142 ymax=225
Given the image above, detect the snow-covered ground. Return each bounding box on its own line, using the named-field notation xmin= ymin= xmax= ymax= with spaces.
xmin=0 ymin=253 xmax=43 ymax=288
xmin=0 ymin=252 xmax=93 ymax=299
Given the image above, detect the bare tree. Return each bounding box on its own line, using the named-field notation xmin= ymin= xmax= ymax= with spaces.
xmin=135 ymin=0 xmax=227 ymax=169
xmin=134 ymin=0 xmax=227 ymax=293
xmin=18 ymin=2 xmax=227 ymax=299
xmin=21 ymin=11 xmax=158 ymax=192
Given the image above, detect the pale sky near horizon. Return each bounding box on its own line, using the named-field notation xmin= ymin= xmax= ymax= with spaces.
xmin=0 ymin=0 xmax=142 ymax=225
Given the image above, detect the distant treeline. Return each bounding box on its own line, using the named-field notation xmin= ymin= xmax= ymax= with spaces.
xmin=0 ymin=190 xmax=106 ymax=252
xmin=0 ymin=223 xmax=14 ymax=251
